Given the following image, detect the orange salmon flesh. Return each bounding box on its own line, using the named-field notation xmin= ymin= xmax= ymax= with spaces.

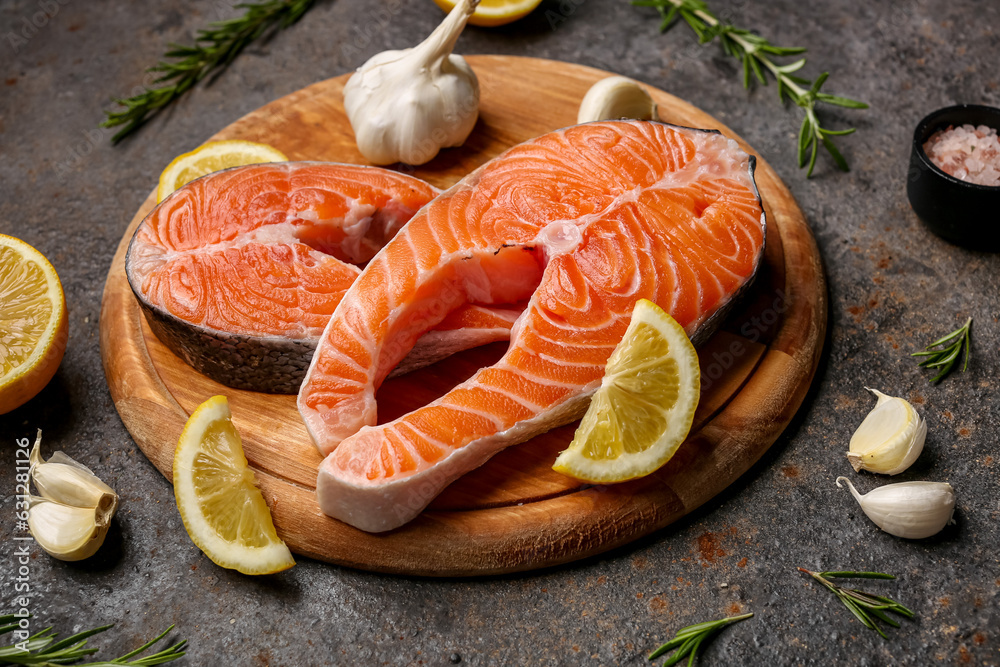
xmin=298 ymin=121 xmax=767 ymax=532
xmin=126 ymin=162 xmax=520 ymax=393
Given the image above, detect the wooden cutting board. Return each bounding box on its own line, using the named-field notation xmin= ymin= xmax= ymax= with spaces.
xmin=100 ymin=56 xmax=826 ymax=576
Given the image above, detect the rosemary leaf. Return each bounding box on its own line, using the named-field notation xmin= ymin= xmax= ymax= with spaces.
xmin=799 ymin=569 xmax=913 ymax=638
xmin=648 ymin=612 xmax=753 ymax=665
xmin=867 ymin=608 xmax=901 ymax=629
xmin=659 ymin=635 xmax=699 ymax=666
xmin=820 ymin=571 xmax=896 ymax=580
xmin=632 ymin=0 xmax=868 ymax=177
xmin=822 ymin=135 xmax=848 ymax=172
xmin=911 ymin=317 xmax=973 ymax=383
xmin=0 ymin=615 xmax=185 ymax=666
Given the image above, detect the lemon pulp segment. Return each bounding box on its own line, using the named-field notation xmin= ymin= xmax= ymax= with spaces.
xmin=552 ymin=299 xmax=700 ymax=483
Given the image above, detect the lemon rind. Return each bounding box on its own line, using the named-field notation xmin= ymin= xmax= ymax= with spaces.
xmin=433 ymin=0 xmax=543 ymax=27
xmin=0 ymin=235 xmax=67 ymax=411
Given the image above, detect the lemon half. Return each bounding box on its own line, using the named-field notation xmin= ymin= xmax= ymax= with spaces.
xmin=174 ymin=396 xmax=295 ymax=575
xmin=157 ymin=140 xmax=287 ymax=203
xmin=432 ymin=0 xmax=544 ymax=27
xmin=552 ymin=299 xmax=700 ymax=483
xmin=0 ymin=234 xmax=68 ymax=414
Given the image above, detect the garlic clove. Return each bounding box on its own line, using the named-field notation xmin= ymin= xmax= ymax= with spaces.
xmin=837 ymin=477 xmax=955 ymax=539
xmin=577 ymin=76 xmax=658 ymax=124
xmin=29 ymin=430 xmax=119 ymax=522
xmin=847 ymin=388 xmax=926 ymax=475
xmin=27 ymin=496 xmax=111 ymax=561
xmin=27 ymin=430 xmax=119 ymax=561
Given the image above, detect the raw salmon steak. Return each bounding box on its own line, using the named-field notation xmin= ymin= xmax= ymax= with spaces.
xmin=299 ymin=121 xmax=767 ymax=531
xmin=125 ymin=162 xmax=519 ymax=393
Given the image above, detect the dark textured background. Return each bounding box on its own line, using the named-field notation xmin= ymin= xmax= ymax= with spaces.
xmin=1 ymin=0 xmax=998 ymax=664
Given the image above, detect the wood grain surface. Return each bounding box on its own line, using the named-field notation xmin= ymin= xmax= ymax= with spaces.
xmin=99 ymin=56 xmax=826 ymax=576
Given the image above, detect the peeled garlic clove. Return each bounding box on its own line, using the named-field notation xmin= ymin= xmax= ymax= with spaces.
xmin=27 ymin=496 xmax=111 ymax=561
xmin=837 ymin=477 xmax=955 ymax=539
xmin=577 ymin=76 xmax=658 ymax=124
xmin=29 ymin=430 xmax=118 ymax=522
xmin=847 ymin=388 xmax=926 ymax=475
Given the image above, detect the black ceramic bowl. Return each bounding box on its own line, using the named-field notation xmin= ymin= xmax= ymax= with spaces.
xmin=907 ymin=104 xmax=1000 ymax=250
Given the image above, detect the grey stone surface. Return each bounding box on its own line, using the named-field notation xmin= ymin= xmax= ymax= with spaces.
xmin=1 ymin=0 xmax=998 ymax=664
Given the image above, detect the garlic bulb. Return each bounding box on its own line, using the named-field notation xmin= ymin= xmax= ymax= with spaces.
xmin=343 ymin=0 xmax=481 ymax=166
xmin=27 ymin=430 xmax=118 ymax=560
xmin=27 ymin=496 xmax=112 ymax=561
xmin=577 ymin=76 xmax=658 ymax=124
xmin=837 ymin=477 xmax=955 ymax=539
xmin=847 ymin=388 xmax=926 ymax=475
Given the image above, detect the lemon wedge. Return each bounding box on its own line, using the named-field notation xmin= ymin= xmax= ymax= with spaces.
xmin=432 ymin=0 xmax=543 ymax=27
xmin=157 ymin=140 xmax=287 ymax=202
xmin=174 ymin=396 xmax=295 ymax=575
xmin=0 ymin=234 xmax=68 ymax=415
xmin=553 ymin=299 xmax=701 ymax=483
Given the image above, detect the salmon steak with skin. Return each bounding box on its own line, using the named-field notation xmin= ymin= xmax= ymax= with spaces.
xmin=125 ymin=162 xmax=519 ymax=394
xmin=298 ymin=121 xmax=767 ymax=532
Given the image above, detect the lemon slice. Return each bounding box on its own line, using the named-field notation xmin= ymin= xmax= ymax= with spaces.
xmin=553 ymin=299 xmax=701 ymax=483
xmin=157 ymin=140 xmax=287 ymax=202
xmin=432 ymin=0 xmax=543 ymax=27
xmin=0 ymin=234 xmax=68 ymax=415
xmin=174 ymin=396 xmax=295 ymax=575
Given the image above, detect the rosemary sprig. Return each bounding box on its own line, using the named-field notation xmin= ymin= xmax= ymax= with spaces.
xmin=648 ymin=612 xmax=753 ymax=666
xmin=100 ymin=0 xmax=317 ymax=143
xmin=911 ymin=317 xmax=973 ymax=383
xmin=798 ymin=569 xmax=914 ymax=638
xmin=0 ymin=614 xmax=185 ymax=666
xmin=632 ymin=0 xmax=868 ymax=177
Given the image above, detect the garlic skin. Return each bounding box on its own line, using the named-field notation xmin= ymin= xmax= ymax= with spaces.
xmin=344 ymin=0 xmax=480 ymax=166
xmin=577 ymin=76 xmax=658 ymax=124
xmin=26 ymin=430 xmax=119 ymax=561
xmin=837 ymin=477 xmax=955 ymax=539
xmin=847 ymin=388 xmax=926 ymax=475
xmin=27 ymin=496 xmax=111 ymax=561
xmin=30 ymin=431 xmax=118 ymax=520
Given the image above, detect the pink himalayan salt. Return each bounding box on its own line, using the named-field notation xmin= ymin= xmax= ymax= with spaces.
xmin=923 ymin=123 xmax=1000 ymax=187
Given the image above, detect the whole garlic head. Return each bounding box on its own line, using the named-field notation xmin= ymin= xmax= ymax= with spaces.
xmin=837 ymin=477 xmax=955 ymax=539
xmin=847 ymin=388 xmax=926 ymax=475
xmin=344 ymin=0 xmax=481 ymax=166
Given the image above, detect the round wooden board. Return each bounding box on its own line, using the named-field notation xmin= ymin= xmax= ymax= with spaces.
xmin=100 ymin=56 xmax=826 ymax=576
